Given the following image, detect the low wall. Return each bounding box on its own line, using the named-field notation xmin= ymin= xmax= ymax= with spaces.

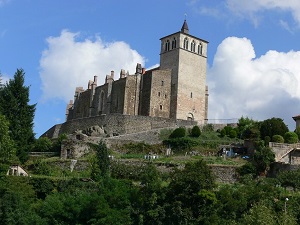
xmin=42 ymin=114 xmax=196 ymax=139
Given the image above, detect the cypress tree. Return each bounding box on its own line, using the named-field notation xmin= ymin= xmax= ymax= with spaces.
xmin=0 ymin=69 xmax=36 ymax=162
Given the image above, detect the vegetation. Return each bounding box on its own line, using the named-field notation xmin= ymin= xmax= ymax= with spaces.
xmin=0 ymin=69 xmax=36 ymax=163
xmin=2 ymin=69 xmax=300 ymax=223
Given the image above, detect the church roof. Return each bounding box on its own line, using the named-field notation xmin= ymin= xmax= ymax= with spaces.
xmin=181 ymin=19 xmax=189 ymax=34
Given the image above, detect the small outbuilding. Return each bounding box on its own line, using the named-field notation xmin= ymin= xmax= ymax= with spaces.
xmin=7 ymin=165 xmax=28 ymax=176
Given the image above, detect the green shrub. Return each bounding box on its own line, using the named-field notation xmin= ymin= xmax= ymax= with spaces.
xmin=32 ymin=137 xmax=53 ymax=152
xmin=163 ymin=137 xmax=198 ymax=152
xmin=191 ymin=125 xmax=201 ymax=137
xmin=284 ymin=132 xmax=299 ymax=144
xmin=229 ymin=130 xmax=237 ymax=138
xmin=220 ymin=129 xmax=226 ymax=137
xmin=272 ymin=135 xmax=284 ymax=143
xmin=264 ymin=136 xmax=270 ymax=146
xmin=169 ymin=127 xmax=186 ymax=139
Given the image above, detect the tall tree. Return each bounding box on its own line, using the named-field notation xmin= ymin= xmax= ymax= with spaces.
xmin=0 ymin=69 xmax=36 ymax=162
xmin=260 ymin=117 xmax=288 ymax=141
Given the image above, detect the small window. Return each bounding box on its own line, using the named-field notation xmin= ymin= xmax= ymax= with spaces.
xmin=191 ymin=41 xmax=196 ymax=52
xmin=198 ymin=43 xmax=202 ymax=55
xmin=161 ymin=81 xmax=164 ymax=86
xmin=165 ymin=94 xmax=167 ymax=99
xmin=160 ymin=105 xmax=163 ymax=110
xmin=165 ymin=40 xmax=170 ymax=51
xmin=172 ymin=37 xmax=176 ymax=49
xmin=190 ymin=92 xmax=193 ymax=98
xmin=184 ymin=38 xmax=188 ymax=49
xmin=158 ymin=92 xmax=161 ymax=97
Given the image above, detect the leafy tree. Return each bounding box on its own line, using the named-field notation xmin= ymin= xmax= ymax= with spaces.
xmin=0 ymin=114 xmax=16 ymax=164
xmin=260 ymin=117 xmax=288 ymax=141
xmin=229 ymin=129 xmax=237 ymax=138
xmin=237 ymin=116 xmax=258 ymax=139
xmin=166 ymin=160 xmax=216 ymax=220
xmin=190 ymin=125 xmax=201 ymax=137
xmin=32 ymin=137 xmax=53 ymax=152
xmin=284 ymin=132 xmax=299 ymax=144
xmin=0 ymin=69 xmax=36 ymax=162
xmin=264 ymin=136 xmax=271 ymax=146
xmin=272 ymin=134 xmax=284 ymax=143
xmin=169 ymin=127 xmax=186 ymax=138
xmin=253 ymin=143 xmax=275 ymax=175
xmin=94 ymin=140 xmax=110 ymax=178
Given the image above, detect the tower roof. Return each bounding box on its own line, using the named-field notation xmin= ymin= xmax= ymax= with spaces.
xmin=181 ymin=19 xmax=189 ymax=34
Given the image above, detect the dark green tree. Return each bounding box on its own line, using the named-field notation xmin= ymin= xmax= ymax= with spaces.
xmin=190 ymin=125 xmax=201 ymax=137
xmin=0 ymin=69 xmax=36 ymax=162
xmin=237 ymin=116 xmax=258 ymax=139
xmin=32 ymin=137 xmax=53 ymax=152
xmin=260 ymin=117 xmax=288 ymax=141
xmin=94 ymin=140 xmax=110 ymax=178
xmin=253 ymin=143 xmax=275 ymax=175
xmin=169 ymin=127 xmax=186 ymax=138
xmin=0 ymin=114 xmax=16 ymax=165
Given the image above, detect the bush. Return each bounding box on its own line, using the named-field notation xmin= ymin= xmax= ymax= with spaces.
xmin=284 ymin=132 xmax=299 ymax=144
xmin=191 ymin=125 xmax=201 ymax=137
xmin=32 ymin=137 xmax=53 ymax=152
xmin=169 ymin=127 xmax=186 ymax=139
xmin=163 ymin=137 xmax=198 ymax=152
xmin=272 ymin=135 xmax=284 ymax=143
xmin=229 ymin=130 xmax=237 ymax=138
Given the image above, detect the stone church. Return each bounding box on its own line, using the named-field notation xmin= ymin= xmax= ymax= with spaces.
xmin=42 ymin=20 xmax=209 ymax=138
xmin=66 ymin=20 xmax=208 ymax=124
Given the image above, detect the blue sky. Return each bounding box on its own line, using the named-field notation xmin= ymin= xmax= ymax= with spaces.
xmin=1 ymin=0 xmax=300 ymax=137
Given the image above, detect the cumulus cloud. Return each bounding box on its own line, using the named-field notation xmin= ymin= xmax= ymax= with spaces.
xmin=208 ymin=37 xmax=300 ymax=129
xmin=39 ymin=30 xmax=145 ymax=102
xmin=226 ymin=0 xmax=300 ymax=27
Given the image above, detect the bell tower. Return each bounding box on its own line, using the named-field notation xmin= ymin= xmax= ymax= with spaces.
xmin=159 ymin=20 xmax=208 ymax=124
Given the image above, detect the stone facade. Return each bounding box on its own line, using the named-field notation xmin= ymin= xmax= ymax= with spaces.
xmin=66 ymin=20 xmax=208 ymax=123
xmin=42 ymin=20 xmax=208 ymax=138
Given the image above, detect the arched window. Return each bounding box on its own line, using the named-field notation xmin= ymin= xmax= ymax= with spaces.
xmin=191 ymin=40 xmax=196 ymax=52
xmin=172 ymin=37 xmax=177 ymax=49
xmin=165 ymin=40 xmax=170 ymax=51
xmin=184 ymin=38 xmax=189 ymax=50
xmin=198 ymin=43 xmax=203 ymax=55
xmin=99 ymin=91 xmax=105 ymax=114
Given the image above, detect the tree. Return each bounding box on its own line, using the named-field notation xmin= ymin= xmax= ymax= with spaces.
xmin=169 ymin=127 xmax=186 ymax=138
xmin=237 ymin=116 xmax=258 ymax=139
xmin=260 ymin=117 xmax=288 ymax=141
xmin=0 ymin=69 xmax=36 ymax=162
xmin=0 ymin=114 xmax=16 ymax=164
xmin=284 ymin=132 xmax=299 ymax=144
xmin=32 ymin=137 xmax=53 ymax=152
xmin=94 ymin=140 xmax=110 ymax=178
xmin=167 ymin=160 xmax=215 ymax=214
xmin=190 ymin=125 xmax=201 ymax=137
xmin=253 ymin=143 xmax=275 ymax=175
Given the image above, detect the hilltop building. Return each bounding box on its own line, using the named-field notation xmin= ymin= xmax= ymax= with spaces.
xmin=42 ymin=20 xmax=209 ymax=138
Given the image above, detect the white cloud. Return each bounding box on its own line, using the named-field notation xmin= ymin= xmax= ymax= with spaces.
xmin=208 ymin=36 xmax=300 ymax=129
xmin=226 ymin=0 xmax=300 ymax=27
xmin=39 ymin=30 xmax=145 ymax=102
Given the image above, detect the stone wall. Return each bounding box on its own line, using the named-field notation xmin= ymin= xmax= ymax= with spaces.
xmin=42 ymin=114 xmax=197 ymax=139
xmin=209 ymin=165 xmax=239 ymax=183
